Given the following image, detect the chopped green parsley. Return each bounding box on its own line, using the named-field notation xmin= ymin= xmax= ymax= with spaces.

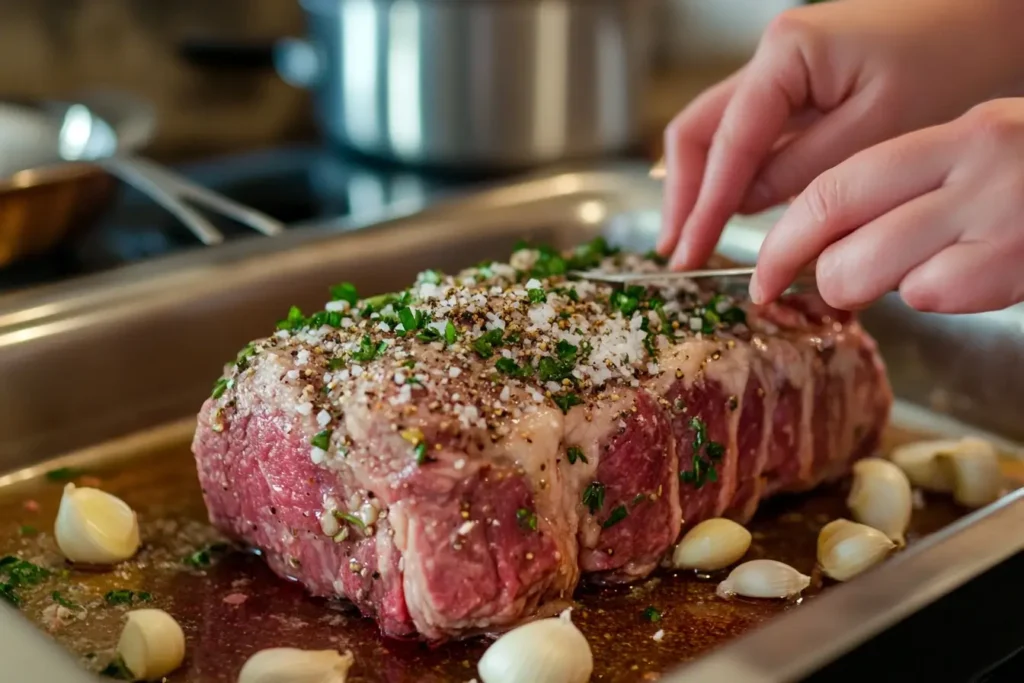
xmin=566 ymin=446 xmax=588 ymax=465
xmin=516 ymin=508 xmax=538 ymax=531
xmin=582 ymin=481 xmax=606 ymax=514
xmin=602 ymin=505 xmax=629 ymax=529
xmin=310 ymin=429 xmax=332 ymax=450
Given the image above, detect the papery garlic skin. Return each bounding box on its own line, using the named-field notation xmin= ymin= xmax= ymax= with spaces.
xmin=478 ymin=609 xmax=593 ymax=683
xmin=117 ymin=609 xmax=185 ymax=681
xmin=672 ymin=518 xmax=752 ymax=571
xmin=889 ymin=440 xmax=958 ymax=492
xmin=817 ymin=519 xmax=895 ymax=582
xmin=238 ymin=648 xmax=354 ymax=683
xmin=937 ymin=439 xmax=1004 ymax=508
xmin=54 ymin=484 xmax=141 ymax=564
xmin=716 ymin=559 xmax=810 ymax=600
xmin=847 ymin=458 xmax=912 ymax=545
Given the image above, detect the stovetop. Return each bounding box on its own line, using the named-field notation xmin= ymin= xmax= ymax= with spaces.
xmin=0 ymin=145 xmax=497 ymax=294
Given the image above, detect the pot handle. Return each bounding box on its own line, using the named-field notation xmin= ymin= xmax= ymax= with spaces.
xmin=273 ymin=38 xmax=322 ymax=89
xmin=178 ymin=38 xmax=322 ymax=89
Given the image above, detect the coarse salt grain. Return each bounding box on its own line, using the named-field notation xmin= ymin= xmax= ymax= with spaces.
xmin=316 ymin=410 xmax=331 ymax=427
xmin=325 ymin=300 xmax=348 ymax=312
xmin=394 ymin=371 xmax=407 ymax=385
xmin=286 ymin=369 xmax=299 ymax=381
xmin=296 ymin=349 xmax=310 ymax=365
xmin=457 ymin=521 xmax=476 ymax=535
xmin=310 ymin=447 xmax=327 ymax=464
xmin=653 ymin=629 xmax=665 ymax=642
xmin=296 ymin=402 xmax=313 ymax=416
xmin=449 ymin=367 xmax=462 ymax=378
xmin=454 ymin=458 xmax=466 ymax=470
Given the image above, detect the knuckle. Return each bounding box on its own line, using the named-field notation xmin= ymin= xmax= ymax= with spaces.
xmin=801 ymin=174 xmax=842 ymax=226
xmin=963 ymin=101 xmax=1020 ymax=145
xmin=762 ymin=9 xmax=812 ymax=45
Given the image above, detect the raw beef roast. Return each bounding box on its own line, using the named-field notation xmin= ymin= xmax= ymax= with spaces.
xmin=192 ymin=241 xmax=891 ymax=640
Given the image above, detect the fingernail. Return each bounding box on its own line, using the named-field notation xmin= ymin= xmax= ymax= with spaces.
xmin=749 ymin=270 xmax=763 ymax=304
xmin=669 ymin=244 xmax=689 ymax=270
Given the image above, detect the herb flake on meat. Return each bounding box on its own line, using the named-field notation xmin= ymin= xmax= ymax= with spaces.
xmin=310 ymin=429 xmax=332 ymax=450
xmin=680 ymin=416 xmax=726 ymax=489
xmin=602 ymin=505 xmax=629 ymax=529
xmin=566 ymin=446 xmax=588 ymax=465
xmin=582 ymin=482 xmax=606 ymax=514
xmin=516 ymin=508 xmax=538 ymax=531
xmin=330 ymin=282 xmax=359 ymax=305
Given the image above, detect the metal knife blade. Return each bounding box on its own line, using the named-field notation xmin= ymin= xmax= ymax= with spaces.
xmin=570 ymin=267 xmax=756 ymax=284
xmin=570 ymin=267 xmax=817 ymax=296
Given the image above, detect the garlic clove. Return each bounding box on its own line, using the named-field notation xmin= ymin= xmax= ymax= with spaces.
xmin=847 ymin=458 xmax=912 ymax=545
xmin=889 ymin=440 xmax=958 ymax=492
xmin=238 ymin=648 xmax=354 ymax=683
xmin=672 ymin=518 xmax=752 ymax=571
xmin=478 ymin=608 xmax=593 ymax=683
xmin=54 ymin=483 xmax=141 ymax=564
xmin=716 ymin=559 xmax=810 ymax=599
xmin=936 ymin=438 xmax=1004 ymax=508
xmin=817 ymin=519 xmax=895 ymax=582
xmin=117 ymin=609 xmax=186 ymax=681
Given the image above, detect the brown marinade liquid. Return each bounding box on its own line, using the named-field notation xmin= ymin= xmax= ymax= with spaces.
xmin=0 ymin=425 xmax=1011 ymax=683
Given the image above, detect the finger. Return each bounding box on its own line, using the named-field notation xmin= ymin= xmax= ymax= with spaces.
xmin=671 ymin=42 xmax=808 ymax=270
xmin=740 ymin=86 xmax=889 ymax=215
xmin=900 ymin=240 xmax=1024 ymax=313
xmin=751 ymin=125 xmax=957 ymax=304
xmin=658 ymin=74 xmax=740 ymax=257
xmin=812 ymin=188 xmax=961 ymax=310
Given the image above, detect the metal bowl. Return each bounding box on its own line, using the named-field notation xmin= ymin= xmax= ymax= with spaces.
xmin=0 ymin=162 xmax=117 ymax=267
xmin=0 ymin=95 xmax=154 ymax=268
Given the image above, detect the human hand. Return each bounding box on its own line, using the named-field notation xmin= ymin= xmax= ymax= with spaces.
xmin=752 ymin=98 xmax=1024 ymax=314
xmin=658 ymin=0 xmax=1024 ymax=271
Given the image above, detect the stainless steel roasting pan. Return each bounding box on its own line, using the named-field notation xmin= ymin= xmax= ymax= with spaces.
xmin=1 ymin=162 xmax=1022 ymax=683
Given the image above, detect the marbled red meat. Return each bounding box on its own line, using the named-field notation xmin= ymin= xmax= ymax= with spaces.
xmin=192 ymin=245 xmax=891 ymax=641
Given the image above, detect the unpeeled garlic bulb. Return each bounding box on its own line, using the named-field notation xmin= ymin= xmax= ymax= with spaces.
xmin=847 ymin=458 xmax=912 ymax=545
xmin=936 ymin=439 xmax=1004 ymax=508
xmin=478 ymin=609 xmax=593 ymax=683
xmin=117 ymin=609 xmax=185 ymax=681
xmin=716 ymin=559 xmax=810 ymax=599
xmin=817 ymin=519 xmax=895 ymax=582
xmin=238 ymin=648 xmax=354 ymax=683
xmin=672 ymin=518 xmax=752 ymax=571
xmin=54 ymin=483 xmax=141 ymax=564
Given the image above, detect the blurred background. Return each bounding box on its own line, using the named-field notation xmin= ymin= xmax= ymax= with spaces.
xmin=0 ymin=0 xmax=797 ymax=159
xmin=0 ymin=0 xmax=801 ymax=292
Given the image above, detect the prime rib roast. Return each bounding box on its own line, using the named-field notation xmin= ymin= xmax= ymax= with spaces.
xmin=192 ymin=241 xmax=892 ymax=641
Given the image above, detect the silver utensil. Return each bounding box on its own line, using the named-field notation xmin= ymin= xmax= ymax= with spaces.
xmin=571 ymin=267 xmax=817 ymax=296
xmin=571 ymin=266 xmax=757 ymax=284
xmin=52 ymin=99 xmax=285 ymax=245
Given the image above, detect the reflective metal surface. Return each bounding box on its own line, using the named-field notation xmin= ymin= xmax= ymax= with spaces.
xmin=283 ymin=0 xmax=653 ymax=168
xmin=0 ymin=164 xmax=1022 ymax=682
